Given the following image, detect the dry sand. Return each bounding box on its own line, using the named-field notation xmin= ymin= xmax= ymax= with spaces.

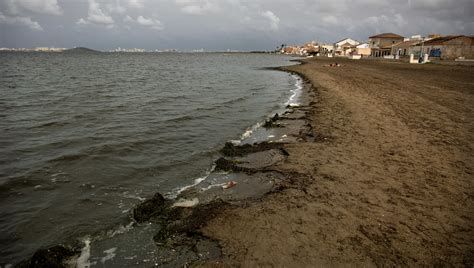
xmin=201 ymin=57 xmax=474 ymax=266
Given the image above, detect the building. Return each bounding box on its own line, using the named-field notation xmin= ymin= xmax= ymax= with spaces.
xmin=302 ymin=42 xmax=320 ymax=55
xmin=319 ymin=44 xmax=334 ymax=55
xmin=391 ymin=40 xmax=422 ymax=57
xmin=354 ymin=43 xmax=371 ymax=57
xmin=281 ymin=45 xmax=303 ymax=55
xmin=419 ymin=35 xmax=474 ymax=60
xmin=334 ymin=38 xmax=359 ymax=55
xmin=369 ymin=33 xmax=404 ymax=57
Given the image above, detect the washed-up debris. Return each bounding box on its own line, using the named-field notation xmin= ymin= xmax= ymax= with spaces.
xmin=17 ymin=245 xmax=80 ymax=268
xmin=263 ymin=113 xmax=281 ymax=128
xmin=132 ymin=193 xmax=166 ymax=222
xmin=222 ymin=181 xmax=237 ymax=190
xmin=173 ymin=198 xmax=200 ymax=208
xmin=221 ymin=141 xmax=285 ymax=157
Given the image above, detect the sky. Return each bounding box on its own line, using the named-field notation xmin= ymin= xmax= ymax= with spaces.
xmin=0 ymin=0 xmax=473 ymax=51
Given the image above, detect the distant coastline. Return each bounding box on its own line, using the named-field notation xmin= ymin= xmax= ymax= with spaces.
xmin=0 ymin=46 xmax=281 ymax=54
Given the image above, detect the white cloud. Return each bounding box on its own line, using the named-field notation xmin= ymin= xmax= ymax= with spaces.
xmin=321 ymin=14 xmax=339 ymax=26
xmin=175 ymin=0 xmax=219 ymax=15
xmin=4 ymin=0 xmax=62 ymax=16
xmin=124 ymin=15 xmax=134 ymax=23
xmin=261 ymin=10 xmax=279 ymax=31
xmin=0 ymin=11 xmax=43 ymax=30
xmin=77 ymin=0 xmax=114 ymax=26
xmin=124 ymin=15 xmax=164 ymax=30
xmin=127 ymin=0 xmax=145 ymax=9
xmin=408 ymin=0 xmax=455 ymax=10
xmin=364 ymin=13 xmax=407 ymax=33
xmin=106 ymin=0 xmax=126 ymax=14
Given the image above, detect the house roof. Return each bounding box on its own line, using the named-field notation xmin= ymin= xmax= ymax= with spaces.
xmin=335 ymin=38 xmax=358 ymax=44
xmin=369 ymin=33 xmax=404 ymax=39
xmin=423 ymin=35 xmax=465 ymax=45
xmin=392 ymin=40 xmax=421 ymax=48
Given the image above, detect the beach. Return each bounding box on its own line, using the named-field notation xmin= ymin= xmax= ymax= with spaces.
xmin=10 ymin=55 xmax=474 ymax=267
xmin=0 ymin=53 xmax=302 ymax=266
xmin=201 ymin=58 xmax=474 ymax=266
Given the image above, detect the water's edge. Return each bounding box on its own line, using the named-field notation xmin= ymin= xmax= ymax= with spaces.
xmin=17 ymin=60 xmax=317 ymax=267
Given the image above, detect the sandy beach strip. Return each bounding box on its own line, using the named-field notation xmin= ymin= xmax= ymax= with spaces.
xmin=201 ymin=57 xmax=474 ymax=266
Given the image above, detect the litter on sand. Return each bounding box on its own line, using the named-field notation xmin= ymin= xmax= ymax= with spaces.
xmin=222 ymin=181 xmax=237 ymax=189
xmin=324 ymin=63 xmax=343 ymax=67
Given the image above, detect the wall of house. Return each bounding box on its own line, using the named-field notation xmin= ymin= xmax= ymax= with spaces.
xmin=424 ymin=45 xmax=445 ymax=57
xmin=421 ymin=38 xmax=474 ymax=60
xmin=356 ymin=47 xmax=371 ymax=56
xmin=441 ymin=37 xmax=474 ymax=59
xmin=392 ymin=46 xmax=410 ymax=56
xmin=409 ymin=46 xmax=422 ymax=57
xmin=369 ymin=37 xmax=404 ymax=48
xmin=370 ymin=49 xmax=391 ymax=57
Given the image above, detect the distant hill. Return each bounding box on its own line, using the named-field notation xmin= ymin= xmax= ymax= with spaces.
xmin=64 ymin=47 xmax=101 ymax=53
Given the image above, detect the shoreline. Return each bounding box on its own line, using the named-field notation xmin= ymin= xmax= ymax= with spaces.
xmin=17 ymin=60 xmax=314 ymax=267
xmin=19 ymin=56 xmax=474 ymax=266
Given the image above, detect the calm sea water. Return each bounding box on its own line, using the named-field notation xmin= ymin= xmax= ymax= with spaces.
xmin=0 ymin=52 xmax=299 ymax=265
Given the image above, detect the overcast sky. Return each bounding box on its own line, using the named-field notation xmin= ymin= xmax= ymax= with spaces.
xmin=0 ymin=0 xmax=473 ymax=50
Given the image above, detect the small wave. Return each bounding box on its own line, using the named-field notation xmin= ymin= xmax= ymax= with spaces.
xmin=219 ymin=95 xmax=249 ymax=106
xmin=172 ymin=176 xmax=207 ymax=198
xmin=164 ymin=113 xmax=211 ymax=124
xmin=100 ymin=247 xmax=117 ymax=264
xmin=31 ymin=121 xmax=70 ymax=129
xmin=48 ymin=153 xmax=88 ymax=163
xmin=166 ymin=165 xmax=215 ymax=199
xmin=162 ymin=94 xmax=189 ymax=101
xmin=249 ymin=86 xmax=266 ymax=91
xmin=240 ymin=122 xmax=263 ymax=140
xmin=76 ymin=238 xmax=92 ymax=268
xmin=106 ymin=222 xmax=134 ymax=238
xmin=193 ymin=96 xmax=249 ymax=112
xmin=47 ymin=143 xmax=139 ymax=163
xmin=2 ymin=73 xmax=25 ymax=78
xmin=194 ymin=104 xmax=224 ymax=112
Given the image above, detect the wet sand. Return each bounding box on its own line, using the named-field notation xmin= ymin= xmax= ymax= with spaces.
xmin=201 ymin=58 xmax=474 ymax=266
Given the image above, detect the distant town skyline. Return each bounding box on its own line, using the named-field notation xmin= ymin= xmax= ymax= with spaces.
xmin=1 ymin=0 xmax=473 ymax=51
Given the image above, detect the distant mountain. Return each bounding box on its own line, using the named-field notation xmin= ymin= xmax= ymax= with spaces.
xmin=64 ymin=47 xmax=101 ymax=53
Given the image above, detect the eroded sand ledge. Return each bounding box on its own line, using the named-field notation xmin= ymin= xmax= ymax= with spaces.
xmin=201 ymin=58 xmax=474 ymax=266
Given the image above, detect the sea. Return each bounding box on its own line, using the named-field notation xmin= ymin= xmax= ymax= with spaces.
xmin=0 ymin=52 xmax=302 ymax=266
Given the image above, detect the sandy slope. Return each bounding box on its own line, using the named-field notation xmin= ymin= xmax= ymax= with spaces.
xmin=201 ymin=58 xmax=474 ymax=266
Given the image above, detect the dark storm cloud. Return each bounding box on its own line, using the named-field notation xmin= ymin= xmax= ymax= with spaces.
xmin=0 ymin=0 xmax=473 ymax=50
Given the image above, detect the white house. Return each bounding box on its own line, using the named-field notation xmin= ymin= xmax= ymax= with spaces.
xmin=354 ymin=43 xmax=371 ymax=56
xmin=335 ymin=38 xmax=360 ymax=47
xmin=334 ymin=38 xmax=360 ymax=55
xmin=319 ymin=44 xmax=334 ymax=55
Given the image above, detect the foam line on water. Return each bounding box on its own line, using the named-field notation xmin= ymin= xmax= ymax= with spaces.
xmin=166 ymin=165 xmax=216 ymax=199
xmin=240 ymin=122 xmax=263 ymax=140
xmin=76 ymin=238 xmax=92 ymax=268
xmin=286 ymin=74 xmax=303 ymax=106
xmin=100 ymin=247 xmax=117 ymax=264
